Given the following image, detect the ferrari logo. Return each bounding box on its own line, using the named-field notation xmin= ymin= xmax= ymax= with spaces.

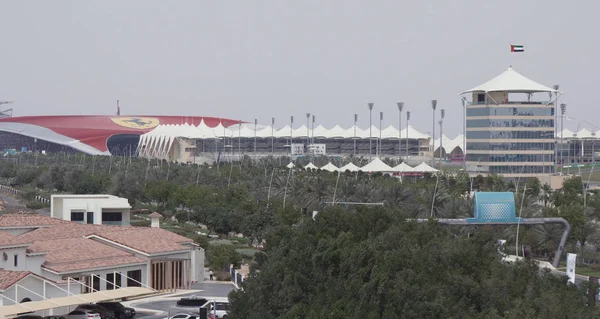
xmin=111 ymin=117 xmax=160 ymax=129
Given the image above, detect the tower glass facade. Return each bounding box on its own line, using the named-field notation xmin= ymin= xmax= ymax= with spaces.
xmin=465 ymin=103 xmax=555 ymax=176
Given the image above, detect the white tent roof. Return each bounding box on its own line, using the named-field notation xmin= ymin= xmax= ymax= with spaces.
xmin=304 ymin=162 xmax=318 ymax=170
xmin=360 ymin=157 xmax=394 ymax=172
xmin=312 ymin=125 xmax=330 ymax=138
xmin=412 ymin=162 xmax=439 ymax=172
xmin=461 ymin=67 xmax=559 ymax=94
xmin=320 ymin=162 xmax=339 ymax=172
xmin=393 ymin=162 xmax=414 ymax=172
xmin=286 ymin=162 xmax=295 ymax=169
xmin=339 ymin=162 xmax=360 ymax=172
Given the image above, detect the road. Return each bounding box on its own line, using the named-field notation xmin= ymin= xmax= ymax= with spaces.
xmin=132 ymin=282 xmax=237 ymax=319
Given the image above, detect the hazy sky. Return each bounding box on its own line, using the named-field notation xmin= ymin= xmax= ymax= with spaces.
xmin=0 ymin=0 xmax=598 ymax=136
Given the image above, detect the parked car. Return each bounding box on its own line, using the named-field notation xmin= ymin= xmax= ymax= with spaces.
xmin=200 ymin=300 xmax=229 ymax=319
xmin=44 ymin=316 xmax=66 ymax=319
xmin=75 ymin=304 xmax=115 ymax=319
xmin=17 ymin=316 xmax=44 ymax=319
xmin=64 ymin=310 xmax=101 ymax=319
xmin=162 ymin=314 xmax=198 ymax=319
xmin=95 ymin=302 xmax=135 ymax=319
xmin=176 ymin=296 xmax=208 ymax=307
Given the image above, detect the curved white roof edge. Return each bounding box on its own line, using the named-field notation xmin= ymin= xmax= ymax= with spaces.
xmin=0 ymin=122 xmax=110 ymax=155
xmin=460 ymin=67 xmax=560 ymax=94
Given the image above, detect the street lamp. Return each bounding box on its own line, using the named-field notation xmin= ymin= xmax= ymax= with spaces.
xmin=354 ymin=114 xmax=358 ymax=156
xmin=431 ymin=100 xmax=437 ymax=163
xmin=254 ymin=119 xmax=258 ymax=153
xmin=397 ymin=102 xmax=404 ymax=160
xmin=554 ymin=84 xmax=560 ymax=173
xmin=368 ymin=103 xmax=374 ymax=160
xmin=440 ymin=109 xmax=445 ymax=160
xmin=379 ymin=111 xmax=383 ymax=157
xmin=462 ymin=98 xmax=467 ymax=162
xmin=271 ymin=117 xmax=275 ymax=154
xmin=560 ymin=103 xmax=566 ymax=171
xmin=238 ymin=120 xmax=242 ymax=157
xmin=312 ymin=114 xmax=315 ymax=145
xmin=290 ymin=116 xmax=294 ymax=155
xmin=406 ymin=111 xmax=411 ymax=159
xmin=305 ymin=113 xmax=310 ymax=147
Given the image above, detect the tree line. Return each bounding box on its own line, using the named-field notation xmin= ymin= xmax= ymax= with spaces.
xmin=2 ymin=152 xmax=600 ymax=316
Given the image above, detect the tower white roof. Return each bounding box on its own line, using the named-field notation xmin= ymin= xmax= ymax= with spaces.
xmin=461 ymin=67 xmax=559 ymax=94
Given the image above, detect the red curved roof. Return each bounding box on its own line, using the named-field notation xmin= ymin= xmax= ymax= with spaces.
xmin=0 ymin=115 xmax=238 ymax=153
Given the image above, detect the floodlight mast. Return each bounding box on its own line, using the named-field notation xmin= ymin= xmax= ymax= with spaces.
xmin=397 ymin=102 xmax=404 ymax=160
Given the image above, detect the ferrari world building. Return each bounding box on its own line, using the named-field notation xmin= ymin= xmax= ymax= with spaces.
xmin=0 ymin=115 xmax=237 ymax=156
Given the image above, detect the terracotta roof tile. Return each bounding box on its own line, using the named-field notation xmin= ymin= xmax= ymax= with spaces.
xmin=0 ymin=270 xmax=30 ymax=290
xmin=0 ymin=212 xmax=69 ymax=227
xmin=29 ymin=238 xmax=146 ymax=273
xmin=93 ymin=227 xmax=194 ymax=254
xmin=18 ymin=223 xmax=133 ymax=242
xmin=43 ymin=256 xmax=146 ymax=273
xmin=0 ymin=231 xmax=30 ymax=247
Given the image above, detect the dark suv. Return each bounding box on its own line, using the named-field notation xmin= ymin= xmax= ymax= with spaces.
xmin=75 ymin=304 xmax=116 ymax=319
xmin=96 ymin=302 xmax=135 ymax=319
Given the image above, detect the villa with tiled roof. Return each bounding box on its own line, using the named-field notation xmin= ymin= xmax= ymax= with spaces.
xmin=0 ymin=209 xmax=204 ymax=315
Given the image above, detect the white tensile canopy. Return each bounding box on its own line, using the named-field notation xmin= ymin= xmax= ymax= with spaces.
xmin=461 ymin=67 xmax=560 ymax=94
xmin=412 ymin=162 xmax=439 ymax=173
xmin=393 ymin=162 xmax=414 ymax=173
xmin=304 ymin=162 xmax=318 ymax=170
xmin=286 ymin=162 xmax=295 ymax=169
xmin=339 ymin=162 xmax=360 ymax=172
xmin=360 ymin=157 xmax=394 ymax=173
xmin=320 ymin=162 xmax=339 ymax=172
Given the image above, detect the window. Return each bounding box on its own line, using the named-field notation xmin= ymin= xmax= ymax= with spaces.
xmin=102 ymin=212 xmax=123 ymax=224
xmin=14 ymin=254 xmax=18 ymax=267
xmin=71 ymin=212 xmax=84 ymax=223
xmin=127 ymin=270 xmax=142 ymax=287
xmin=106 ymin=273 xmax=121 ymax=290
xmin=87 ymin=212 xmax=94 ymax=224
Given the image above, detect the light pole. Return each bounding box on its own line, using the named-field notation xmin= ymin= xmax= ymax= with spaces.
xmin=271 ymin=117 xmax=275 ymax=154
xmin=254 ymin=119 xmax=257 ymax=153
xmin=379 ymin=111 xmax=383 ymax=157
xmin=406 ymin=111 xmax=411 ymax=159
xmin=353 ymin=114 xmax=358 ymax=156
xmin=305 ymin=113 xmax=310 ymax=147
xmin=312 ymin=114 xmax=315 ymax=144
xmin=290 ymin=116 xmax=294 ymax=155
xmin=368 ymin=103 xmax=374 ymax=160
xmin=238 ymin=120 xmax=242 ymax=157
xmin=560 ymin=103 xmax=566 ymax=171
xmin=397 ymin=102 xmax=404 ymax=160
xmin=553 ymin=84 xmax=559 ymax=173
xmin=431 ymin=100 xmax=437 ymax=163
xmin=440 ymin=109 xmax=445 ymax=160
xmin=462 ymin=98 xmax=467 ymax=162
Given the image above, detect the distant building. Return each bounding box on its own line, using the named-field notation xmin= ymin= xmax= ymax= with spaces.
xmin=461 ymin=67 xmax=558 ymax=179
xmin=50 ymin=194 xmax=131 ymax=226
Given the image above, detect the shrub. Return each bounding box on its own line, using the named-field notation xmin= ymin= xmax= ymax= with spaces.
xmin=25 ymin=201 xmax=46 ymax=209
xmin=214 ymin=270 xmax=232 ymax=281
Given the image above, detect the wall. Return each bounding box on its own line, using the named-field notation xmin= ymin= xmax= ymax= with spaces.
xmin=50 ymin=196 xmax=131 ymax=226
xmin=82 ymin=265 xmax=148 ymax=290
xmin=190 ymin=248 xmax=205 ymax=282
xmin=0 ymin=247 xmax=27 ymax=271
xmin=0 ymin=275 xmax=83 ymax=316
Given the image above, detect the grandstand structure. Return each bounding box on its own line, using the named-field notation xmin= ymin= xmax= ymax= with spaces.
xmin=136 ymin=121 xmax=466 ymax=163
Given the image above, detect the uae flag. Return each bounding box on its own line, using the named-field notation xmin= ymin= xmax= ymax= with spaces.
xmin=510 ymin=44 xmax=524 ymax=52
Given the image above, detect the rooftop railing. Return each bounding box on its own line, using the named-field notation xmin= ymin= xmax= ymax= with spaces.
xmin=470 ymin=101 xmax=551 ymax=105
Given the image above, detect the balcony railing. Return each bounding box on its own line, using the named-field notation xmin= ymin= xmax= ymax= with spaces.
xmin=470 ymin=101 xmax=550 ymax=106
